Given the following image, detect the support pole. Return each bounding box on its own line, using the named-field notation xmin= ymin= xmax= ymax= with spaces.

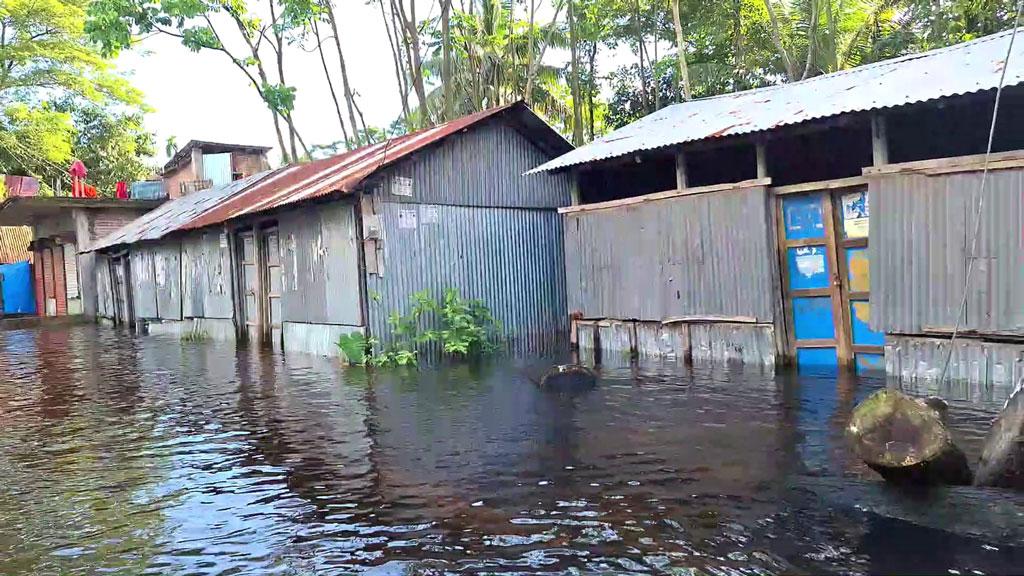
xmin=569 ymin=168 xmax=581 ymax=205
xmin=871 ymin=114 xmax=889 ymax=166
xmin=756 ymin=142 xmax=768 ymax=179
xmin=675 ymin=150 xmax=688 ymax=190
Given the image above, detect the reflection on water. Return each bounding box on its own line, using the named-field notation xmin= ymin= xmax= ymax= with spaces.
xmin=0 ymin=325 xmax=1021 ymax=575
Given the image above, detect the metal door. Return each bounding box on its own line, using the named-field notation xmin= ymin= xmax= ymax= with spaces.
xmin=262 ymin=228 xmax=283 ymax=349
xmin=778 ymin=188 xmax=885 ymax=371
xmin=238 ymin=231 xmax=261 ymax=343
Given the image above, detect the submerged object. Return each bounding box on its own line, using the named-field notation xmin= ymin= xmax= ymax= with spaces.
xmin=975 ymin=387 xmax=1024 ymax=489
xmin=847 ymin=389 xmax=973 ymax=486
xmin=539 ymin=364 xmax=598 ymax=390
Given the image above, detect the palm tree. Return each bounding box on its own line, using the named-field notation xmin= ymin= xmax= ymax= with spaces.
xmin=164 ymin=136 xmax=178 ymax=158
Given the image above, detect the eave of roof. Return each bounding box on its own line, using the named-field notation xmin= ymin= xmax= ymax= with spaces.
xmin=529 ymin=27 xmax=1024 ymax=173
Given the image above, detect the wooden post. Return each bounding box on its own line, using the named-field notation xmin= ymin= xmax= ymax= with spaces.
xmin=569 ymin=168 xmax=581 ymax=205
xmin=871 ymin=114 xmax=889 ymax=166
xmin=756 ymin=142 xmax=768 ymax=179
xmin=675 ymin=150 xmax=688 ymax=190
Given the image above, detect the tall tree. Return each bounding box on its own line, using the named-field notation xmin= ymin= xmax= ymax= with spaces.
xmin=567 ymin=0 xmax=584 ymax=144
xmin=669 ymin=0 xmax=692 ymax=99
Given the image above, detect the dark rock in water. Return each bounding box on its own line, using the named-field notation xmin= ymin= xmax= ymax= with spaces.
xmin=975 ymin=387 xmax=1024 ymax=489
xmin=847 ymin=389 xmax=973 ymax=486
xmin=539 ymin=364 xmax=597 ymax=390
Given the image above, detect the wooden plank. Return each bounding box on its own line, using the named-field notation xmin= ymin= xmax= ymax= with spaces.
xmin=790 ymin=287 xmax=832 ymax=298
xmin=558 ymin=178 xmax=772 ymax=215
xmin=821 ymin=191 xmax=851 ymax=367
xmin=785 ymin=237 xmax=829 ymax=248
xmin=771 ymin=176 xmax=868 ymax=196
xmin=862 ymin=149 xmax=1024 ymax=176
xmin=794 ymin=338 xmax=838 ymax=348
xmin=765 ymin=184 xmax=788 ymax=361
xmin=776 ymin=195 xmax=798 ymax=364
xmin=852 ymin=344 xmax=885 ymax=354
xmin=662 ymin=314 xmax=759 ymax=324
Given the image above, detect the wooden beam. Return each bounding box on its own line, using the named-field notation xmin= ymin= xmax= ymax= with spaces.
xmin=675 ymin=150 xmax=688 ymax=190
xmin=662 ymin=315 xmax=761 ymax=324
xmin=864 ymin=149 xmax=1024 ymax=176
xmin=558 ymin=178 xmax=772 ymax=215
xmin=756 ymin=142 xmax=768 ymax=179
xmin=770 ymin=175 xmax=868 ymax=196
xmin=871 ymin=114 xmax=889 ymax=166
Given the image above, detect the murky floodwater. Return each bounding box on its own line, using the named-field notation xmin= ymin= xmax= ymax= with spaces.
xmin=1 ymin=325 xmax=1022 ymax=575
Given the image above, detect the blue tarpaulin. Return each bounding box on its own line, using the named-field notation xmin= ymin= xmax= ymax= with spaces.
xmin=0 ymin=261 xmax=36 ymax=315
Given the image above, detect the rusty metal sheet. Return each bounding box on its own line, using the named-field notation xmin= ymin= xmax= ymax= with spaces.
xmin=0 ymin=226 xmax=31 ymax=263
xmin=530 ymin=29 xmax=1024 ymax=173
xmin=182 ymin=103 xmax=571 ymax=231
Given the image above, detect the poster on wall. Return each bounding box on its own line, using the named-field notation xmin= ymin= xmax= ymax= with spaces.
xmin=398 ymin=209 xmax=418 ymax=229
xmin=842 ymin=191 xmax=869 ymax=238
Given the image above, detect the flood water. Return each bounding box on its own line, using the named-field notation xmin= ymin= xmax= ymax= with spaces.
xmin=1 ymin=325 xmax=1022 ymax=575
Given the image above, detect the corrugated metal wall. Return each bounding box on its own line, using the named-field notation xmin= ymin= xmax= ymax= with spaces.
xmin=278 ymin=202 xmax=362 ymax=326
xmin=367 ymin=202 xmax=568 ymax=354
xmin=563 ymin=185 xmax=775 ymax=322
xmin=129 ymin=243 xmax=182 ymax=320
xmin=95 ymin=255 xmax=116 ymax=319
xmin=181 ymin=231 xmax=234 ymax=319
xmin=870 ymin=170 xmax=1024 ymax=335
xmin=377 ymin=121 xmax=572 ymax=208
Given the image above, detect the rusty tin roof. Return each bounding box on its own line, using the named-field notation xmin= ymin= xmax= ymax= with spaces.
xmin=530 ymin=28 xmax=1024 ymax=173
xmin=91 ymin=102 xmax=569 ymax=251
xmin=182 ymin=102 xmax=568 ymax=231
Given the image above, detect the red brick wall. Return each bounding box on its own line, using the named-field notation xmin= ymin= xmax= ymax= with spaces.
xmin=52 ymin=245 xmax=67 ymax=316
xmin=231 ymin=152 xmax=270 ymax=178
xmin=32 ymin=252 xmax=44 ymax=317
xmin=41 ymin=248 xmax=54 ymax=316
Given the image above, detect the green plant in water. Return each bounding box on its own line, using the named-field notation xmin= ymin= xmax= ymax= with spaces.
xmin=336 ymin=331 xmax=370 ymax=365
xmin=432 ymin=288 xmax=501 ymax=356
xmin=181 ymin=330 xmax=210 ymax=343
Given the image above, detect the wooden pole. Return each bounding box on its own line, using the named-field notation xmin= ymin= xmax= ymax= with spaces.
xmin=871 ymin=114 xmax=889 ymax=166
xmin=675 ymin=150 xmax=688 ymax=190
xmin=756 ymin=142 xmax=768 ymax=179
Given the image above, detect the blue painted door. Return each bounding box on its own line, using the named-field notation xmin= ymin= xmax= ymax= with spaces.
xmin=779 ymin=188 xmax=885 ymax=373
xmin=780 ymin=193 xmax=842 ymax=370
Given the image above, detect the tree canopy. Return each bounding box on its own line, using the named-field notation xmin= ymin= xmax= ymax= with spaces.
xmin=1 ymin=0 xmax=154 ymax=195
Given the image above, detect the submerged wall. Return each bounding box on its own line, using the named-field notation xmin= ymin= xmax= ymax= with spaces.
xmin=365 ymin=121 xmax=572 ymax=355
xmin=563 ymin=184 xmax=779 ymax=365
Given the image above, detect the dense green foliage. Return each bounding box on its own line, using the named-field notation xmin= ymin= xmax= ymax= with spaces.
xmin=0 ymin=0 xmax=154 ymax=193
xmin=337 ymin=289 xmax=500 ymax=368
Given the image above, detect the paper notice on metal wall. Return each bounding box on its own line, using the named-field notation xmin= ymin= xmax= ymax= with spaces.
xmin=420 ymin=205 xmax=439 ymax=224
xmin=219 ymin=232 xmax=228 ymax=248
xmin=842 ymin=191 xmax=869 ymax=238
xmin=393 ymin=176 xmax=413 ymax=197
xmin=398 ymin=209 xmax=418 ymax=229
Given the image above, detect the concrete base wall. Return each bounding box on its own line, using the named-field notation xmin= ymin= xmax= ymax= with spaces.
xmin=282 ymin=322 xmax=363 ymax=357
xmin=886 ymin=335 xmax=1024 ymax=390
xmin=575 ymin=319 xmax=776 ymax=367
xmin=144 ymin=318 xmax=237 ymax=342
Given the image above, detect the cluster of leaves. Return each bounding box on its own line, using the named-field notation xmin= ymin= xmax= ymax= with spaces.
xmin=0 ymin=0 xmax=154 ymax=192
xmin=336 ymin=288 xmax=500 ymax=368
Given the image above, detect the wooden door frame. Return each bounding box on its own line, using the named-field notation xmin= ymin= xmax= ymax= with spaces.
xmin=258 ymin=225 xmax=281 ymax=348
xmin=830 ymin=187 xmax=884 ymax=363
xmin=774 ymin=188 xmax=852 ymax=367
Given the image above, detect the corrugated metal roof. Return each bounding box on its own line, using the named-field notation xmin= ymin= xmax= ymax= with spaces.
xmin=182 ymin=101 xmax=570 ymax=231
xmin=530 ymin=28 xmax=1024 ymax=173
xmin=0 ymin=226 xmax=32 ymax=263
xmin=89 ymin=172 xmax=272 ymax=252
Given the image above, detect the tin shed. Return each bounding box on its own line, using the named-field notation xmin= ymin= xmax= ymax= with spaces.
xmin=90 ymin=103 xmax=573 ymax=357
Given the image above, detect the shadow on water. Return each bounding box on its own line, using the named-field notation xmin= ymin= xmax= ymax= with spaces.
xmin=0 ymin=325 xmax=1022 ymax=575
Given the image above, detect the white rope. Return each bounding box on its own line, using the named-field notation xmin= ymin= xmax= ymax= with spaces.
xmin=939 ymin=13 xmax=1024 ymax=384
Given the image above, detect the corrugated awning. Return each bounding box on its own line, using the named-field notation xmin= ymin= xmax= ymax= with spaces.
xmin=529 ymin=28 xmax=1024 ymax=173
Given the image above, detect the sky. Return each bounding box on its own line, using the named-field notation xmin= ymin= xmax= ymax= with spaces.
xmin=115 ymin=2 xmax=405 ymax=167
xmin=114 ymin=2 xmax=638 ymax=168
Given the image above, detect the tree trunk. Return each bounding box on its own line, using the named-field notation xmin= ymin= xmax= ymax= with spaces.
xmin=633 ymin=0 xmax=648 ymax=110
xmin=312 ymin=20 xmax=351 ymax=148
xmin=567 ymin=0 xmax=583 ymax=145
xmin=268 ymin=0 xmax=299 ymax=161
xmin=670 ymin=0 xmax=691 ymax=100
xmin=441 ymin=0 xmax=453 ymax=121
xmin=762 ymin=0 xmax=798 ymax=80
xmin=847 ymin=389 xmax=973 ymax=486
xmin=324 ymin=0 xmax=364 ymax=146
xmin=975 ymin=387 xmax=1024 ymax=489
xmin=525 ymin=0 xmax=536 ymax=102
xmin=801 ymin=0 xmax=819 ymax=80
xmin=396 ymin=0 xmax=430 ymax=126
xmin=731 ymin=0 xmax=743 ymax=90
xmin=379 ymin=0 xmax=411 ymax=127
xmin=587 ymin=42 xmax=596 ymax=140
